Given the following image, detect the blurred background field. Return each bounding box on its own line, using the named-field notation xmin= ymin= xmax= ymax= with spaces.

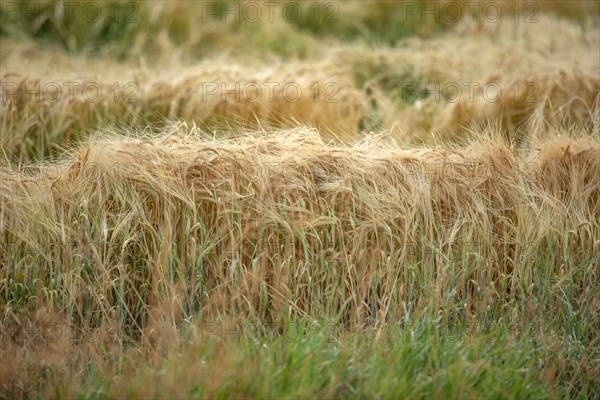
xmin=1 ymin=1 xmax=599 ymax=398
xmin=2 ymin=0 xmax=599 ymax=159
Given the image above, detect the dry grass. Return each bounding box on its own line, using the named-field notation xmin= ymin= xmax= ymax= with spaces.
xmin=2 ymin=126 xmax=600 ymax=397
xmin=1 ymin=1 xmax=599 ymax=398
xmin=329 ymin=14 xmax=600 ymax=142
xmin=2 ymin=126 xmax=598 ymax=326
xmin=2 ymin=4 xmax=598 ymax=157
xmin=141 ymin=63 xmax=365 ymax=140
xmin=432 ymin=69 xmax=600 ymax=143
xmin=1 ymin=59 xmax=365 ymax=160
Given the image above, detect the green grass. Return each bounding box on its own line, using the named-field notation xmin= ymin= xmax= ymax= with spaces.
xmin=34 ymin=317 xmax=579 ymax=399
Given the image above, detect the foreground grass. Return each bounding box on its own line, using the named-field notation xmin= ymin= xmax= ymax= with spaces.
xmin=1 ymin=128 xmax=599 ymax=398
xmin=2 ymin=313 xmax=595 ymax=398
xmin=67 ymin=323 xmax=559 ymax=398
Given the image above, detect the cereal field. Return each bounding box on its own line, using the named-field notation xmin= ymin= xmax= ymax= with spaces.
xmin=1 ymin=1 xmax=599 ymax=398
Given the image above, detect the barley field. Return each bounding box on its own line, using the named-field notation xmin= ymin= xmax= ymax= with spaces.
xmin=1 ymin=1 xmax=599 ymax=398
